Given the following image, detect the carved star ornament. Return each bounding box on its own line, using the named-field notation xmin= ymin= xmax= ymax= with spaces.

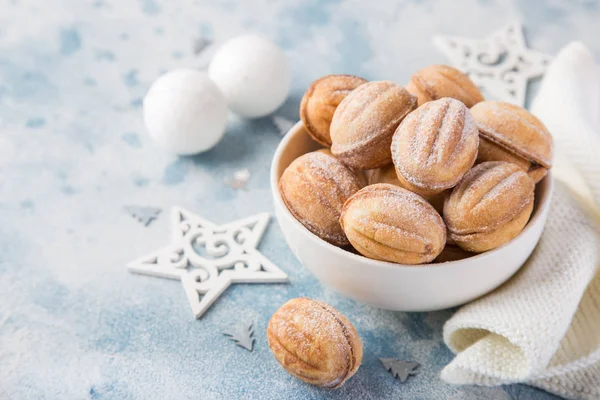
xmin=127 ymin=207 xmax=288 ymax=319
xmin=434 ymin=21 xmax=552 ymax=106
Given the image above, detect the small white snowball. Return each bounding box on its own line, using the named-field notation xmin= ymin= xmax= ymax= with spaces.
xmin=143 ymin=69 xmax=228 ymax=155
xmin=209 ymin=34 xmax=291 ymax=118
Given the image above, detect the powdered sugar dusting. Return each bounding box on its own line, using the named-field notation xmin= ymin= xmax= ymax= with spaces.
xmin=280 ymin=151 xmax=364 ymax=245
xmin=303 ymin=152 xmax=364 ymax=198
xmin=476 ymin=172 xmax=522 ymax=207
xmin=446 ymin=162 xmax=534 ymax=234
xmin=268 ymin=298 xmax=354 ymax=387
xmin=393 ymin=98 xmax=478 ymax=191
xmin=331 ymin=81 xmax=416 ymax=168
xmin=342 ymin=184 xmax=446 ymax=260
xmin=472 ymin=101 xmax=553 ymax=168
xmin=356 ymin=218 xmax=433 ymax=247
xmin=302 ymin=75 xmax=367 ymax=145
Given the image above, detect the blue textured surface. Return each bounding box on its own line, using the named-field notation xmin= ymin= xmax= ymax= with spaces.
xmin=1 ymin=1 xmax=599 ymax=399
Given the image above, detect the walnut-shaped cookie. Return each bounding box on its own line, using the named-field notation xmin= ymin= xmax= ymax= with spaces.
xmin=300 ymin=74 xmax=367 ymax=147
xmin=279 ymin=150 xmax=364 ymax=246
xmin=340 ymin=184 xmax=446 ymax=264
xmin=406 ymin=64 xmax=484 ymax=107
xmin=471 ymin=101 xmax=553 ymax=183
xmin=391 ymin=97 xmax=479 ymax=197
xmin=369 ymin=164 xmax=446 ymax=213
xmin=267 ymin=297 xmax=363 ymax=388
xmin=317 ymin=148 xmax=368 ymax=187
xmin=330 ymin=80 xmax=417 ymax=170
xmin=444 ymin=161 xmax=535 ymax=253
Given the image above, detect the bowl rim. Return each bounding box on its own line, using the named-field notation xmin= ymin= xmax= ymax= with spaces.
xmin=270 ymin=121 xmax=554 ymax=271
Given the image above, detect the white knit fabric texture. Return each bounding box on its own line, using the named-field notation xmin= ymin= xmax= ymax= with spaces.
xmin=441 ymin=42 xmax=600 ymax=400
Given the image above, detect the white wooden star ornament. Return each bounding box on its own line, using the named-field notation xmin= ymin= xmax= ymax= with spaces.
xmin=127 ymin=207 xmax=288 ymax=319
xmin=433 ymin=21 xmax=551 ymax=106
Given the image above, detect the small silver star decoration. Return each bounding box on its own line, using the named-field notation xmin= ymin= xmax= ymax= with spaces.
xmin=433 ymin=21 xmax=551 ymax=106
xmin=124 ymin=205 xmax=162 ymax=226
xmin=223 ymin=323 xmax=255 ymax=352
xmin=127 ymin=207 xmax=288 ymax=319
xmin=192 ymin=37 xmax=212 ymax=55
xmin=380 ymin=358 xmax=420 ymax=382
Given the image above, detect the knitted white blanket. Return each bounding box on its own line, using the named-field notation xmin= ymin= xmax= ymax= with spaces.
xmin=441 ymin=42 xmax=600 ymax=400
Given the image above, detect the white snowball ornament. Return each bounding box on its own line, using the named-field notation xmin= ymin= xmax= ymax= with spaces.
xmin=209 ymin=34 xmax=291 ymax=118
xmin=143 ymin=69 xmax=228 ymax=155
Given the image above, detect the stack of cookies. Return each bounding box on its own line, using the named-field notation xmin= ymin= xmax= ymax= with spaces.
xmin=279 ymin=65 xmax=553 ymax=265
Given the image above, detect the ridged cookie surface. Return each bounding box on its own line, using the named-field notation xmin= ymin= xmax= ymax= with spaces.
xmin=267 ymin=297 xmax=363 ymax=388
xmin=330 ymin=80 xmax=417 ymax=170
xmin=340 ymin=184 xmax=446 ymax=264
xmin=444 ymin=161 xmax=535 ymax=252
xmin=279 ymin=150 xmax=364 ymax=246
xmin=406 ymin=64 xmax=484 ymax=107
xmin=300 ymin=74 xmax=367 ymax=147
xmin=392 ymin=97 xmax=479 ymax=196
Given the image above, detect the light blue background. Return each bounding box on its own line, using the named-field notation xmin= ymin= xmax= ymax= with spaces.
xmin=1 ymin=1 xmax=599 ymax=399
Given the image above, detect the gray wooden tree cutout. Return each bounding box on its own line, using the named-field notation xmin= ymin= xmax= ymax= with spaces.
xmin=380 ymin=358 xmax=420 ymax=382
xmin=223 ymin=323 xmax=255 ymax=352
xmin=193 ymin=37 xmax=212 ymax=55
xmin=124 ymin=206 xmax=162 ymax=226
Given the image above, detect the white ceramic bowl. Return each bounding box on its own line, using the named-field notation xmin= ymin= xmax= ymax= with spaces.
xmin=271 ymin=122 xmax=554 ymax=312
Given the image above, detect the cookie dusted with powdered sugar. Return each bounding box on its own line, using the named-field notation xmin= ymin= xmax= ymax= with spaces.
xmin=471 ymin=101 xmax=554 ymax=183
xmin=300 ymin=74 xmax=367 ymax=147
xmin=392 ymin=97 xmax=479 ymax=197
xmin=267 ymin=297 xmax=362 ymax=388
xmin=444 ymin=161 xmax=535 ymax=252
xmin=340 ymin=184 xmax=446 ymax=264
xmin=369 ymin=164 xmax=447 ymax=213
xmin=330 ymin=81 xmax=417 ymax=170
xmin=406 ymin=64 xmax=484 ymax=107
xmin=279 ymin=150 xmax=364 ymax=246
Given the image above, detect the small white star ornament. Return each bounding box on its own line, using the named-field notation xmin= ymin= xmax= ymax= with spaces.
xmin=127 ymin=208 xmax=288 ymax=319
xmin=434 ymin=22 xmax=551 ymax=106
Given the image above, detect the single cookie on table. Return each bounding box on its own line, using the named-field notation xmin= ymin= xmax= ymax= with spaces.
xmin=279 ymin=150 xmax=364 ymax=246
xmin=369 ymin=164 xmax=447 ymax=213
xmin=330 ymin=80 xmax=417 ymax=170
xmin=267 ymin=297 xmax=363 ymax=389
xmin=444 ymin=161 xmax=535 ymax=253
xmin=391 ymin=97 xmax=479 ymax=197
xmin=300 ymin=74 xmax=368 ymax=147
xmin=340 ymin=184 xmax=446 ymax=264
xmin=470 ymin=101 xmax=553 ymax=183
xmin=406 ymin=64 xmax=484 ymax=107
